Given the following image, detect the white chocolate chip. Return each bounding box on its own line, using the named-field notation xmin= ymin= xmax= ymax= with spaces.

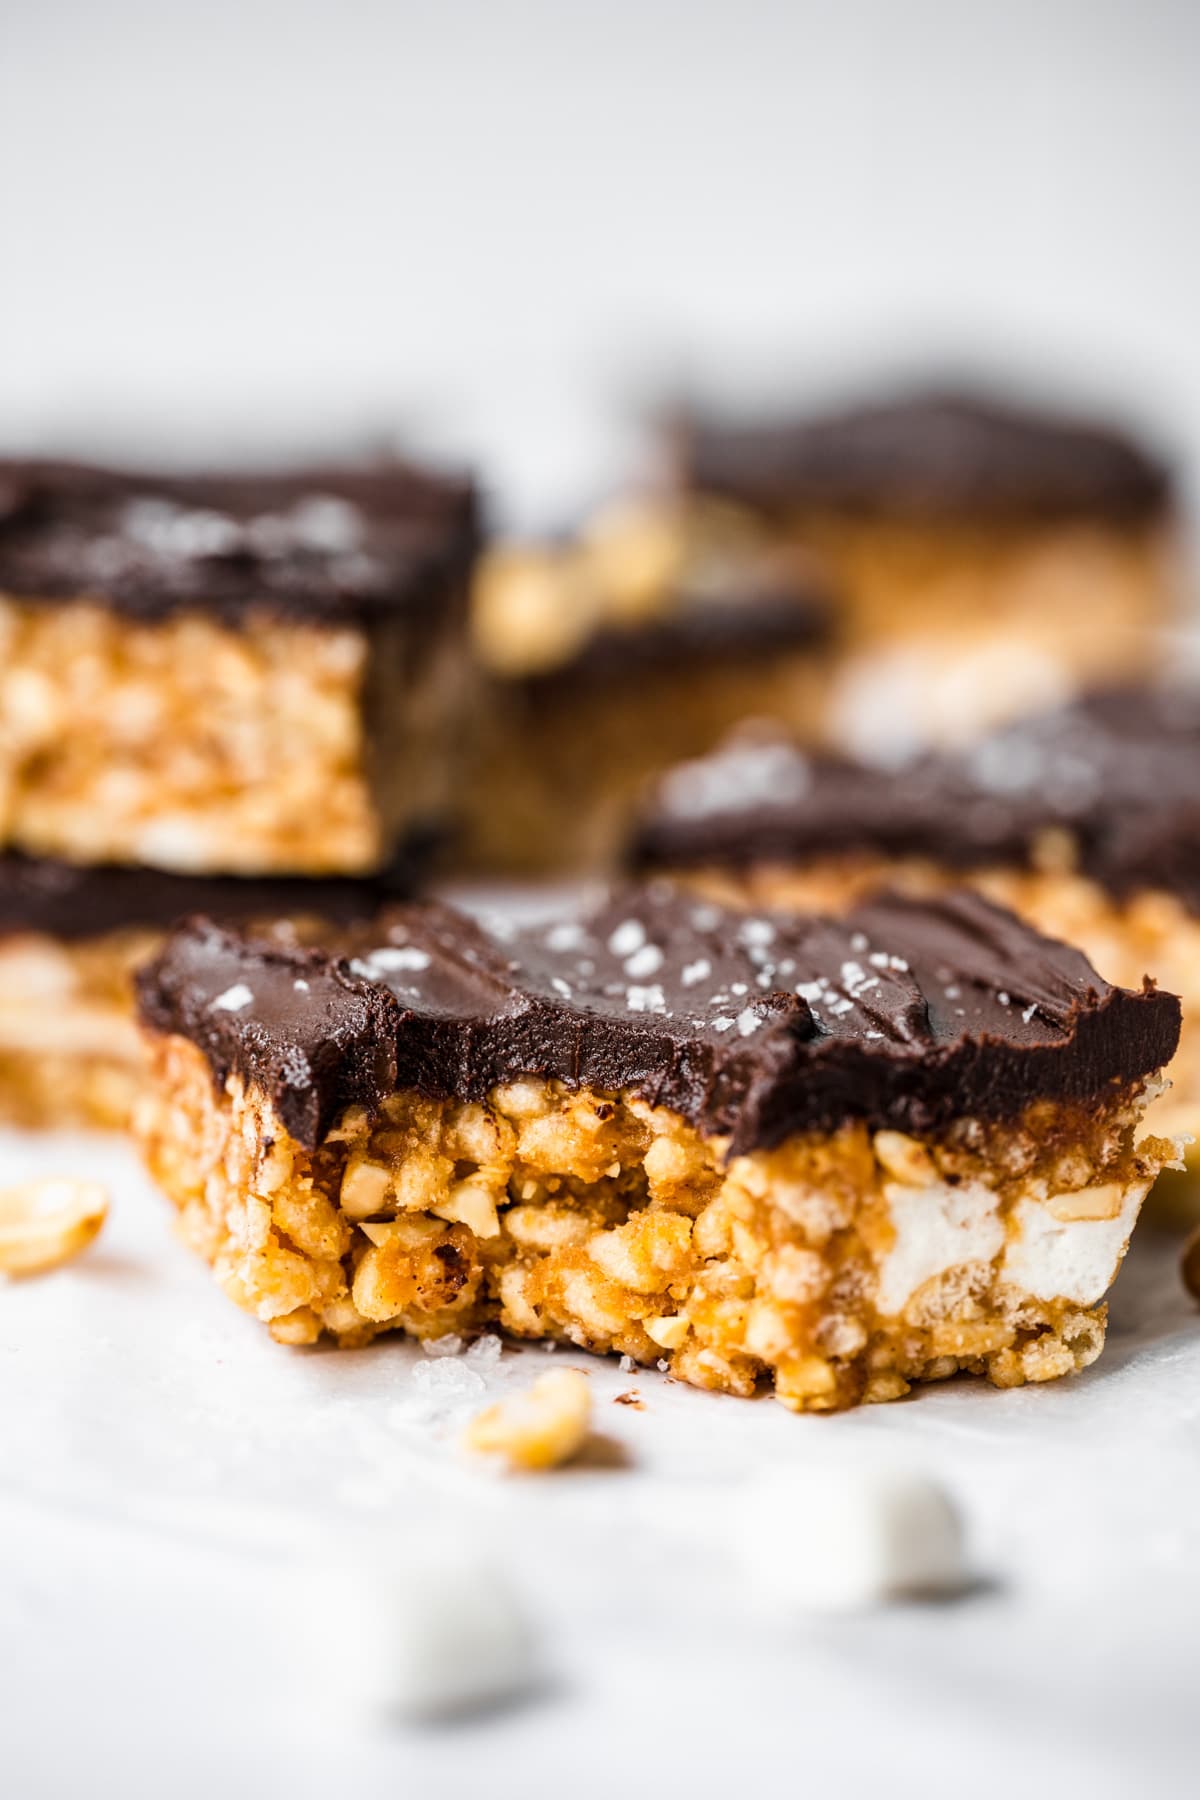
xmin=736 ymin=1464 xmax=967 ymax=1612
xmin=294 ymin=1535 xmax=537 ymax=1721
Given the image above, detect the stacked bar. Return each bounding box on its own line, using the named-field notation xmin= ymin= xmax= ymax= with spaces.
xmin=134 ymin=883 xmax=1179 ymax=1410
xmin=466 ymin=520 xmax=834 ymax=871
xmin=673 ymin=386 xmax=1179 ymax=755
xmin=632 ymin=685 xmax=1200 ymax=1146
xmin=0 ymin=456 xmax=479 ymax=1126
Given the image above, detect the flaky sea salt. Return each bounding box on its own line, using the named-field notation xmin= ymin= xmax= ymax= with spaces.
xmin=465 ymin=1334 xmax=504 ymax=1369
xmin=210 ymin=983 xmax=253 ymax=1013
xmin=364 ymin=945 xmax=432 ymax=973
xmin=394 ymin=1359 xmax=488 ymax=1424
xmin=608 ymin=919 xmax=645 ymax=957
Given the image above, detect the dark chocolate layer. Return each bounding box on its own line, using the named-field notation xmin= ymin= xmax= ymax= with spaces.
xmin=0 ymin=458 xmax=479 ymax=623
xmin=520 ymin=575 xmax=833 ymax=697
xmin=681 ymin=388 xmax=1172 ymax=523
xmin=137 ymin=884 xmax=1179 ymax=1154
xmin=0 ymin=843 xmax=429 ymax=943
xmin=631 ymin=687 xmax=1200 ymax=914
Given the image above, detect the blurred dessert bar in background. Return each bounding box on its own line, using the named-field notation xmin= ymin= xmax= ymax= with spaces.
xmin=632 ymin=683 xmax=1200 ymax=1146
xmin=0 ymin=458 xmax=479 ymax=875
xmin=671 ymin=385 xmax=1180 ymax=757
xmin=466 ymin=518 xmax=835 ymax=870
xmin=134 ymin=884 xmax=1179 ymax=1409
xmin=0 ymin=850 xmax=422 ymax=1130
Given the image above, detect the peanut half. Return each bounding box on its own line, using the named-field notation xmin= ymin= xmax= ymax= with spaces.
xmin=0 ymin=1177 xmax=109 ymax=1277
xmin=463 ymin=1368 xmax=592 ymax=1472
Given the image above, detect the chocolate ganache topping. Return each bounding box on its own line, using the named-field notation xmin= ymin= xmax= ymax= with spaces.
xmin=631 ymin=687 xmax=1200 ymax=913
xmin=0 ymin=458 xmax=479 ymax=623
xmin=137 ymin=884 xmax=1179 ymax=1154
xmin=0 ymin=844 xmax=429 ymax=943
xmin=681 ymin=387 xmax=1172 ymax=522
xmin=520 ymin=574 xmax=833 ymax=697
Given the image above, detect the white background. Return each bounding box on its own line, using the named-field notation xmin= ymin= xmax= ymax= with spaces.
xmin=4 ymin=5 xmax=1200 ymax=1794
xmin=2 ymin=0 xmax=1198 ymax=524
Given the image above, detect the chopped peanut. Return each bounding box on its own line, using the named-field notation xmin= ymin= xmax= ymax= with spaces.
xmin=0 ymin=1177 xmax=109 ymax=1276
xmin=462 ymin=1368 xmax=593 ymax=1471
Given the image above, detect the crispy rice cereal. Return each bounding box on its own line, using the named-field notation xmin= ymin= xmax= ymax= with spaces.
xmin=134 ymin=1036 xmax=1177 ymax=1411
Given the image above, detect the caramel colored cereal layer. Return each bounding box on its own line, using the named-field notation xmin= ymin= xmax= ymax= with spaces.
xmin=135 ymin=1035 xmax=1176 ymax=1411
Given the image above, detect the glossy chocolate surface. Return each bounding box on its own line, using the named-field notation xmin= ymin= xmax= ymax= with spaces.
xmin=632 ymin=687 xmax=1200 ymax=913
xmin=137 ymin=884 xmax=1179 ymax=1153
xmin=0 ymin=844 xmax=427 ymax=942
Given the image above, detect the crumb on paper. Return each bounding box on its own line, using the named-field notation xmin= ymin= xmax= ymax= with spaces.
xmin=462 ymin=1367 xmax=592 ymax=1471
xmin=613 ymin=1390 xmax=644 ymax=1409
xmin=0 ymin=1177 xmax=109 ymax=1277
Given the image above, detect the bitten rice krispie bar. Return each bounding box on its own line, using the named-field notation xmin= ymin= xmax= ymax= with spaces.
xmin=631 ymin=685 xmax=1200 ymax=1149
xmin=133 ymin=884 xmax=1180 ymax=1411
xmin=0 ymin=849 xmax=420 ymax=1130
xmin=0 ymin=458 xmax=478 ymax=875
xmin=670 ymin=385 xmax=1178 ymax=756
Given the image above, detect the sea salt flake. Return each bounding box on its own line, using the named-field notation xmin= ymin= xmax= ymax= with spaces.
xmin=681 ymin=958 xmax=711 ymax=988
xmin=465 ymin=1334 xmax=503 ymax=1368
xmin=711 ymin=1016 xmax=735 ymax=1032
xmin=210 ymin=983 xmax=253 ymax=1013
xmin=736 ymin=1007 xmax=760 ymax=1036
xmin=624 ymin=944 xmax=664 ymax=979
xmin=608 ymin=920 xmax=645 ymax=957
xmin=366 ymin=945 xmax=431 ymax=973
xmin=410 ymin=1360 xmax=486 ymax=1402
xmin=739 ymin=919 xmax=776 ymax=947
xmin=546 ymin=922 xmax=585 ymax=952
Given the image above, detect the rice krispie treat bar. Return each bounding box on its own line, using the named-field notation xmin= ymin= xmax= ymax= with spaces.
xmin=465 ymin=552 xmax=833 ymax=872
xmin=671 ymin=386 xmax=1178 ymax=755
xmin=631 ymin=686 xmax=1200 ymax=1146
xmin=0 ymin=458 xmax=478 ymax=875
xmin=134 ymin=884 xmax=1180 ymax=1410
xmin=0 ymin=849 xmax=420 ymax=1130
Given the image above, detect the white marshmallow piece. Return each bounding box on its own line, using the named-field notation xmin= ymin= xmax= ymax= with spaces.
xmin=737 ymin=1464 xmax=967 ymax=1614
xmin=296 ymin=1537 xmax=537 ymax=1723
